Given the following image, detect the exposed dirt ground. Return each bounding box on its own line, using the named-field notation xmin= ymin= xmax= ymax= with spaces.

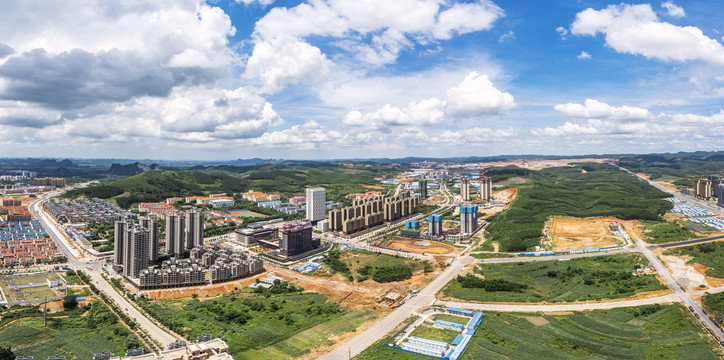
xmin=655 ymin=181 xmax=678 ymax=192
xmin=656 ymin=248 xmax=724 ymax=294
xmin=359 ymin=184 xmax=384 ymax=189
xmin=480 ymin=158 xmax=612 ymax=170
xmin=442 ymin=220 xmax=459 ymax=231
xmin=141 ymin=272 xmax=268 ymax=300
xmin=381 ymin=237 xmax=460 ymax=255
xmin=545 ymin=217 xmax=626 ymax=251
xmin=634 ymin=173 xmax=650 ymax=179
xmin=479 ymin=188 xmax=518 ymax=218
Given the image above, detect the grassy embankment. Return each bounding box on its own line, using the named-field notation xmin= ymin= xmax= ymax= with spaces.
xmin=137 ymin=282 xmax=372 ymax=359
xmin=442 ymin=253 xmax=667 ymax=303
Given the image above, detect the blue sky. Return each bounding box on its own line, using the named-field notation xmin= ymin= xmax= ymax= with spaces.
xmin=0 ymin=0 xmax=723 ymax=160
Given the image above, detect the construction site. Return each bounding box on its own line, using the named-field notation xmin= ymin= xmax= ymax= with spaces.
xmin=374 ymin=237 xmax=461 ymax=256
xmin=543 ymin=217 xmax=631 ymax=252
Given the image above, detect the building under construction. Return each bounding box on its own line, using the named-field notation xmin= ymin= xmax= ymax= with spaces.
xmin=479 ymin=170 xmax=492 ymax=202
xmin=328 ymin=192 xmax=419 ymax=235
xmin=693 ymin=176 xmax=723 ymax=200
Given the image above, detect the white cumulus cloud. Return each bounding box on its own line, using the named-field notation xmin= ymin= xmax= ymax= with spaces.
xmin=577 ymin=51 xmax=592 ymax=60
xmin=570 ymin=3 xmax=724 ymax=66
xmin=661 ymin=1 xmax=685 ymax=18
xmin=554 ymin=99 xmax=652 ymax=120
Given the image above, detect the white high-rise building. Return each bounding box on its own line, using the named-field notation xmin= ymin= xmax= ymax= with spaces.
xmin=186 ymin=208 xmax=205 ymax=249
xmin=306 ymin=187 xmax=326 ymax=222
xmin=113 ymin=218 xmax=128 ymax=265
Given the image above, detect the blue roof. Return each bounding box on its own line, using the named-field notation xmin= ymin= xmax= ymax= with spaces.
xmin=467 ymin=312 xmax=484 ymax=327
xmin=451 ymin=336 xmax=464 ymax=346
xmin=447 ymin=307 xmax=474 ymax=316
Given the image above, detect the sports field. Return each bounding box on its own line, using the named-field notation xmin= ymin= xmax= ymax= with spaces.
xmin=228 ymin=209 xmax=269 ymax=219
xmin=0 ymin=273 xmax=64 ymax=303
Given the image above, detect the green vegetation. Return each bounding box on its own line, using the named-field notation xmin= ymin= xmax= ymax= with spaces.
xmin=664 ymin=242 xmax=724 ymax=278
xmin=357 ymin=305 xmax=720 ymax=360
xmin=138 ymin=286 xmax=350 ymax=357
xmin=237 ymin=310 xmax=377 ymax=360
xmin=0 ymin=301 xmax=142 ymax=358
xmin=442 ymin=253 xmax=666 ymax=303
xmin=457 ymin=305 xmax=719 ymax=360
xmin=486 ymin=163 xmax=672 ymax=251
xmin=470 ymin=252 xmax=516 ymax=259
xmin=432 ymin=313 xmax=470 ymax=324
xmin=618 ymin=151 xmax=724 ymax=182
xmin=702 ymin=292 xmax=724 ymax=322
xmin=323 ymin=249 xmax=428 ymax=283
xmin=408 ymin=324 xmax=460 ymax=343
xmin=642 ymin=220 xmax=699 ymax=244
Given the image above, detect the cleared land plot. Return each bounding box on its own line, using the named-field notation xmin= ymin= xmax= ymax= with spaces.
xmin=323 ymin=249 xmax=434 ymax=284
xmin=442 ymin=253 xmax=668 ymax=303
xmin=378 ymin=237 xmax=459 ymax=255
xmin=228 ymin=210 xmax=269 ymax=219
xmin=408 ymin=323 xmax=460 ymax=343
xmin=664 ymin=241 xmax=724 ymax=279
xmin=138 ymin=286 xmax=358 ymax=358
xmin=0 ymin=301 xmax=141 ymax=358
xmin=546 ymin=217 xmax=625 ymax=251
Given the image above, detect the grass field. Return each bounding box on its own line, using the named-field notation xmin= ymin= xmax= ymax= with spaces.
xmin=408 ymin=324 xmax=460 ymax=343
xmin=0 ymin=300 xmax=141 ymax=358
xmin=664 ymin=242 xmax=724 ymax=278
xmin=641 ymin=220 xmax=700 ymax=244
xmin=237 ymin=310 xmax=377 ymax=360
xmin=356 ymin=305 xmax=720 ymax=359
xmin=432 ymin=313 xmax=470 ymax=324
xmin=139 ymin=287 xmax=361 ymax=358
xmin=442 ymin=253 xmax=667 ymax=303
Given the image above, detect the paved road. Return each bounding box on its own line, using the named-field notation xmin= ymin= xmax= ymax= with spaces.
xmin=440 ymin=294 xmax=680 ymax=312
xmin=87 ymin=270 xmax=178 ymax=346
xmin=636 ymin=238 xmax=724 ymax=339
xmin=30 ymin=191 xmax=180 ymax=347
xmin=648 ymin=234 xmax=724 ymax=249
xmin=318 ymin=256 xmax=474 ymax=360
xmin=476 ymin=248 xmax=637 ymax=263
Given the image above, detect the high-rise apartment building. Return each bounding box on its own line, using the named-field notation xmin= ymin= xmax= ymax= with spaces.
xmin=460 ymin=178 xmax=470 ymax=202
xmin=280 ymin=221 xmax=319 ymax=257
xmin=460 ymin=205 xmax=479 ymax=235
xmin=428 ymin=214 xmax=443 ymax=236
xmin=113 ymin=218 xmax=129 ymax=265
xmin=719 ymin=184 xmax=724 ymax=207
xmin=306 ymin=187 xmax=326 ymax=222
xmin=185 ymin=208 xmax=204 ymax=249
xmin=328 ymin=193 xmax=419 ymax=235
xmin=140 ymin=215 xmax=159 ymax=262
xmin=418 ymin=180 xmax=428 ymax=199
xmin=166 ymin=211 xmax=186 ymax=257
xmin=123 ymin=225 xmax=149 ymax=279
xmin=479 ymin=174 xmax=492 ymax=202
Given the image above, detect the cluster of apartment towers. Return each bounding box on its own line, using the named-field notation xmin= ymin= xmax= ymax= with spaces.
xmin=692 ymin=176 xmax=724 ymax=201
xmin=113 ymin=209 xmax=204 ymax=278
xmin=327 ymin=192 xmax=419 ymax=234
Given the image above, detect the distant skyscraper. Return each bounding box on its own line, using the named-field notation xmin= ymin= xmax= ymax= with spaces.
xmin=719 ymin=184 xmax=724 ymax=207
xmin=418 ymin=180 xmax=427 ymax=199
xmin=185 ymin=208 xmax=204 ymax=249
xmin=460 ymin=178 xmax=470 ymax=202
xmin=306 ymin=187 xmax=326 ymax=222
xmin=140 ymin=215 xmax=159 ymax=262
xmin=166 ymin=211 xmax=186 ymax=257
xmin=123 ymin=225 xmax=149 ymax=279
